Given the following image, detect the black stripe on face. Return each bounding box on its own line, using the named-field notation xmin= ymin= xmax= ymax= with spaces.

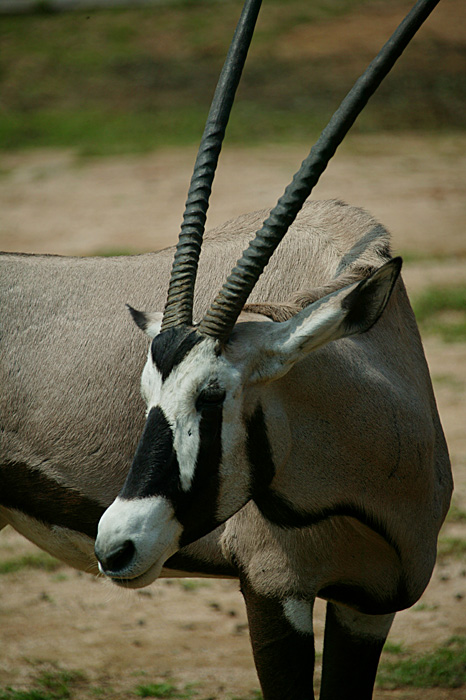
xmin=254 ymin=488 xmax=403 ymax=564
xmin=121 ymin=401 xmax=223 ymax=545
xmin=151 ymin=327 xmax=204 ymax=382
xmin=178 ymin=406 xmax=223 ymax=546
xmin=0 ymin=461 xmax=105 ymax=538
xmin=120 ymin=406 xmax=182 ymax=501
xmin=246 ymin=404 xmax=276 ymax=497
xmin=245 ymin=407 xmax=401 ymax=562
xmin=165 ymin=548 xmax=237 ymax=578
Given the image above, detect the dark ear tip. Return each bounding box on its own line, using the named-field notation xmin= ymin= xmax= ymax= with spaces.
xmin=390 ymin=256 xmax=403 ymax=275
xmin=126 ymin=304 xmax=148 ymax=331
xmin=372 ymin=256 xmax=402 ymax=288
xmin=376 ymin=255 xmax=403 ymax=294
xmin=379 ymin=255 xmax=402 ymax=274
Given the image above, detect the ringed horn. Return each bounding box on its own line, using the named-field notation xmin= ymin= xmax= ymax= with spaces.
xmin=163 ymin=0 xmax=440 ymax=341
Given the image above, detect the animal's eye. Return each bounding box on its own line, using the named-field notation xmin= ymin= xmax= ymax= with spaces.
xmin=195 ymin=387 xmax=226 ymax=412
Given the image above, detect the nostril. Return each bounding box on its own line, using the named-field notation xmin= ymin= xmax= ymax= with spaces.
xmin=97 ymin=539 xmax=136 ymax=575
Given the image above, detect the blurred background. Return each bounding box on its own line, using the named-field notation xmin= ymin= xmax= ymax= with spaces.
xmin=0 ymin=2 xmax=465 ymax=699
xmin=1 ymin=0 xmax=464 ymax=151
xmin=0 ymin=0 xmax=464 ymax=257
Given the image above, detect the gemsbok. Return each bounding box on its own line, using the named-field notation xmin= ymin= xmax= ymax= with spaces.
xmin=1 ymin=0 xmax=452 ymax=698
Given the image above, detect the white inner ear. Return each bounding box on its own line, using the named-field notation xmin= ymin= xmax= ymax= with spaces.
xmin=232 ymin=285 xmax=360 ymax=386
xmin=143 ymin=312 xmax=163 ymax=339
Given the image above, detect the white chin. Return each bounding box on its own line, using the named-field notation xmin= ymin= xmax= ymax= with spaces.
xmin=109 ymin=558 xmax=164 ymax=589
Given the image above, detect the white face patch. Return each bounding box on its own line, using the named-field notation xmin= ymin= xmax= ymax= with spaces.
xmin=283 ymin=598 xmax=314 ymax=636
xmin=140 ymin=346 xmax=163 ymax=411
xmin=142 ymin=336 xmax=241 ymax=493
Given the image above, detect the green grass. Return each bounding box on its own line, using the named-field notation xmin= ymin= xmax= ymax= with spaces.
xmin=382 ymin=641 xmax=405 ymax=655
xmin=377 ymin=636 xmax=466 ymax=689
xmin=412 ymin=286 xmax=466 ymax=342
xmin=438 ymin=537 xmax=466 ymax=560
xmin=399 ymin=251 xmax=466 ymax=264
xmin=447 ymin=502 xmax=466 ymax=523
xmin=432 ymin=373 xmax=464 ymax=392
xmin=0 ymin=670 xmax=86 ymax=700
xmin=134 ymin=682 xmax=194 ymax=699
xmin=0 ymin=552 xmax=61 ymax=575
xmin=90 ymin=247 xmax=139 ymax=257
xmin=1 ymin=0 xmax=464 ymax=155
xmin=178 ymin=579 xmax=211 ymax=592
xmin=0 ymin=105 xmax=329 ymax=156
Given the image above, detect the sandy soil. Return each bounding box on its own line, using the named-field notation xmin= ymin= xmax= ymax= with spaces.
xmin=0 ymin=135 xmax=465 ymax=699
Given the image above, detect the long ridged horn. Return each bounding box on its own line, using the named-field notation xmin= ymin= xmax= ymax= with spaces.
xmin=161 ymin=0 xmax=262 ymax=333
xmin=198 ymin=0 xmax=440 ymax=341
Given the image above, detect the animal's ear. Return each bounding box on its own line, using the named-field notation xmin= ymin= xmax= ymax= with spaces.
xmin=127 ymin=306 xmax=163 ymax=339
xmin=245 ymin=257 xmax=402 ymax=383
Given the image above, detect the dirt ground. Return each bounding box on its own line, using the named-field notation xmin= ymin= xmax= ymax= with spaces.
xmin=0 ymin=134 xmax=465 ymax=699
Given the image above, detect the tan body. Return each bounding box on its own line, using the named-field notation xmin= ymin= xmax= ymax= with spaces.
xmin=0 ymin=200 xmax=452 ymax=698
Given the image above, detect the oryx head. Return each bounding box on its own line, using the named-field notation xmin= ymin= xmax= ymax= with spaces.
xmin=95 ymin=254 xmax=400 ymax=587
xmin=95 ymin=0 xmax=431 ymax=587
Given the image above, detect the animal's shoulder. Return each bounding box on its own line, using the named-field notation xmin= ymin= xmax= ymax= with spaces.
xmin=205 ymin=199 xmax=391 ymax=272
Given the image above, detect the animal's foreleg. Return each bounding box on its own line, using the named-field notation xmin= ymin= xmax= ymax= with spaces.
xmin=240 ymin=576 xmax=316 ymax=700
xmin=319 ymin=602 xmax=394 ymax=700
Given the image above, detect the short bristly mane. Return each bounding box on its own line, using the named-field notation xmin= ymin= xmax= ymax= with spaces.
xmin=241 ymin=199 xmax=392 ymax=322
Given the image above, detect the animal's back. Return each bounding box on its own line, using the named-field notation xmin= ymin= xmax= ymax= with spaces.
xmin=0 ymin=199 xmax=427 ymax=500
xmin=0 ymin=200 xmax=450 ymax=580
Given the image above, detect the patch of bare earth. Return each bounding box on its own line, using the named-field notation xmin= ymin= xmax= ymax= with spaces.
xmin=1 ymin=133 xmax=465 ymax=699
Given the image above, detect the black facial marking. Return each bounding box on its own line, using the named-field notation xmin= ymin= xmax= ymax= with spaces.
xmin=121 ymin=402 xmax=224 ymax=546
xmin=120 ymin=406 xmax=182 ymax=501
xmin=244 ymin=405 xmax=402 ymax=568
xmin=178 ymin=406 xmax=223 ymax=547
xmin=254 ymin=488 xmax=402 ymax=561
xmin=195 ymin=381 xmax=226 ymax=412
xmin=246 ymin=404 xmax=276 ymax=496
xmin=151 ymin=327 xmax=203 ymax=382
xmin=0 ymin=461 xmax=105 ymax=538
xmin=164 ymin=548 xmax=237 ymax=578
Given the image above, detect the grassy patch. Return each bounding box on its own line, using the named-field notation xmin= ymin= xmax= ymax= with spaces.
xmin=1 ymin=1 xmax=464 ymax=155
xmin=438 ymin=537 xmax=466 ymax=560
xmin=432 ymin=373 xmax=464 ymax=392
xmin=230 ymin=692 xmax=263 ymax=700
xmin=447 ymin=502 xmax=466 ymax=523
xmin=178 ymin=579 xmax=211 ymax=592
xmin=412 ymin=602 xmax=439 ymax=613
xmin=89 ymin=247 xmax=139 ymax=257
xmin=0 ymin=669 xmax=86 ymax=700
xmin=377 ymin=636 xmax=466 ymax=689
xmin=399 ymin=251 xmax=466 ymax=264
xmin=0 ymin=552 xmax=61 ymax=575
xmin=412 ymin=286 xmax=466 ymax=342
xmin=134 ymin=681 xmax=194 ymax=699
xmin=382 ymin=641 xmax=405 ymax=655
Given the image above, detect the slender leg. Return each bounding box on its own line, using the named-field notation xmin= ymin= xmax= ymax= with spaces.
xmin=319 ymin=602 xmax=394 ymax=700
xmin=241 ymin=576 xmax=316 ymax=700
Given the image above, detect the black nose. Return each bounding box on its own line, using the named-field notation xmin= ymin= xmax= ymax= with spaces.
xmin=95 ymin=539 xmax=136 ymax=575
